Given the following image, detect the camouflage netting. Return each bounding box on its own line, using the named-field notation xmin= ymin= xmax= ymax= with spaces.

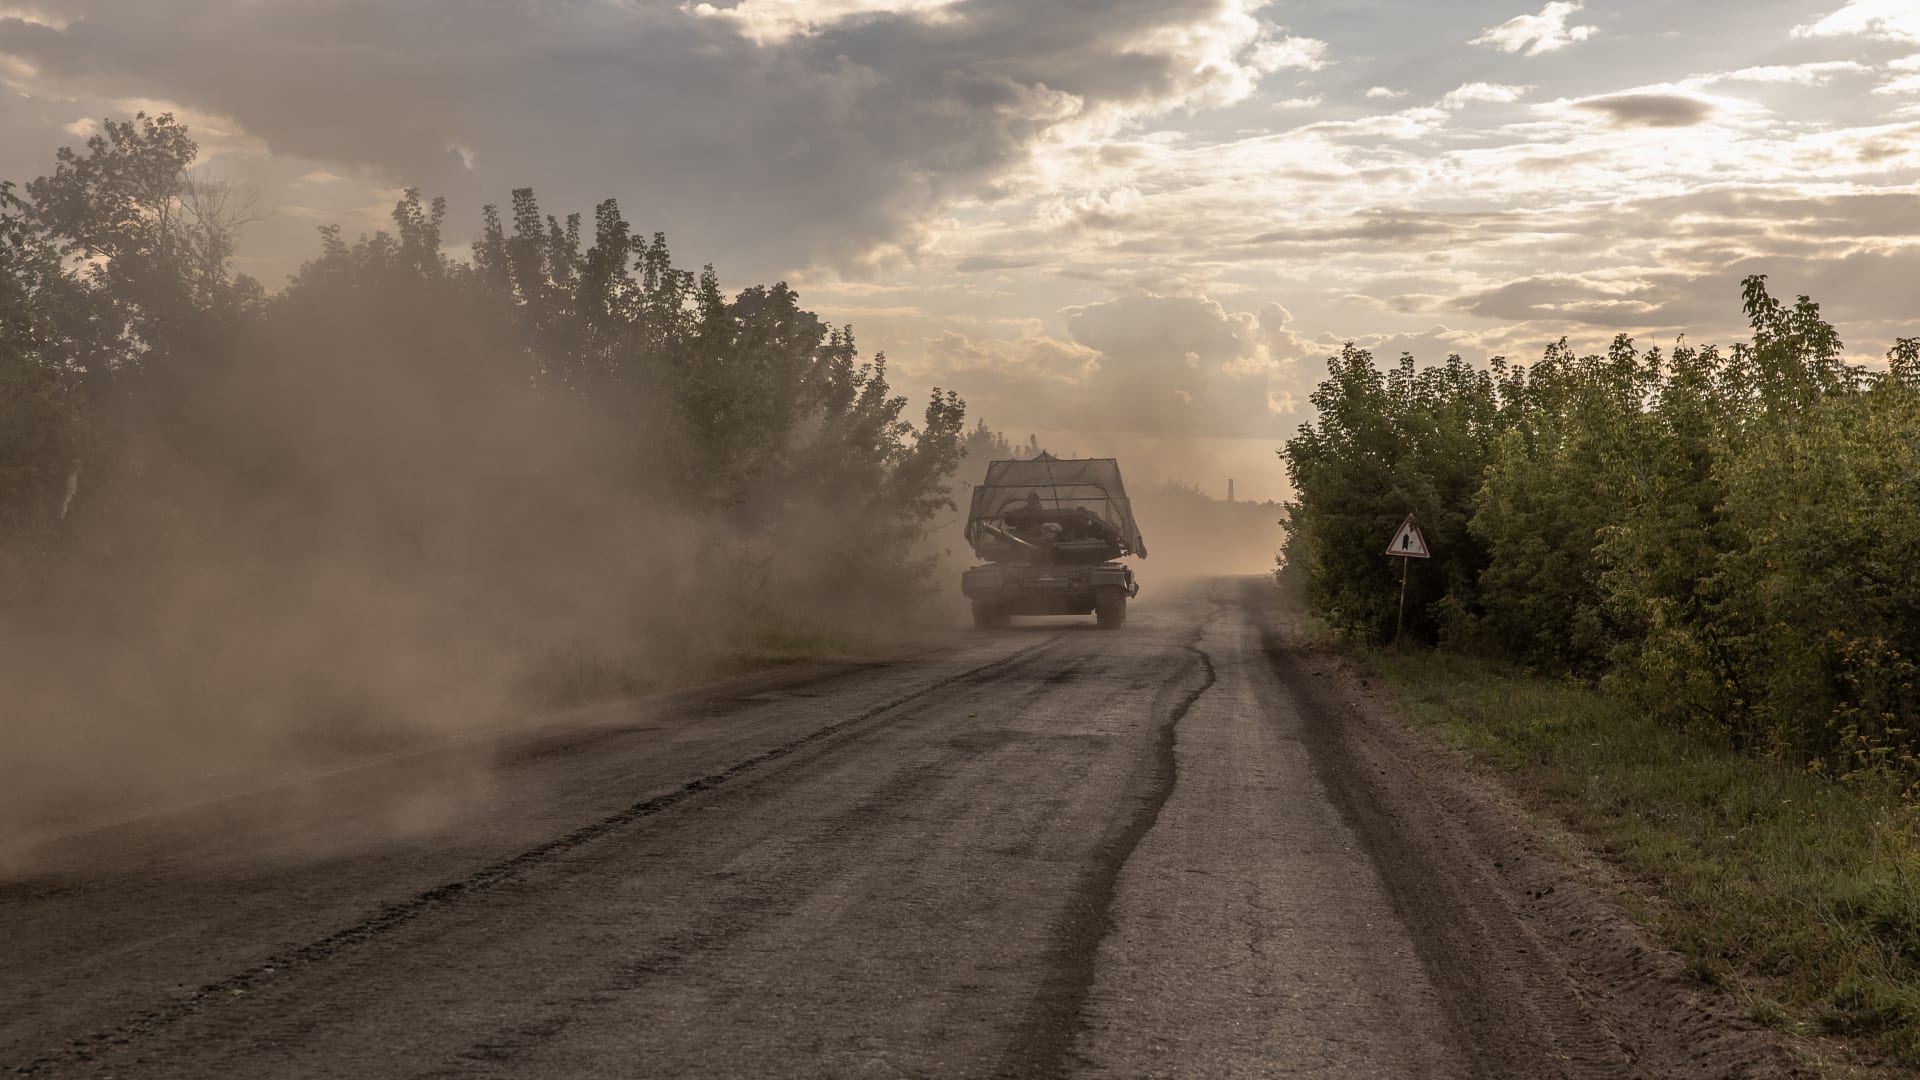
xmin=964 ymin=453 xmax=1146 ymax=560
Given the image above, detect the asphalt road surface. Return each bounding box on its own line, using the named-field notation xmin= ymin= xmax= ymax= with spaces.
xmin=1 ymin=579 xmax=1789 ymax=1079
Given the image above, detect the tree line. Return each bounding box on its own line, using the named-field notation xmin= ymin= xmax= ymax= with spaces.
xmin=1281 ymin=279 xmax=1920 ymax=780
xmin=1 ymin=112 xmax=965 ymax=589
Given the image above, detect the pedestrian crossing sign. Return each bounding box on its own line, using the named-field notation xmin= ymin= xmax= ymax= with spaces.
xmin=1386 ymin=516 xmax=1429 ymax=558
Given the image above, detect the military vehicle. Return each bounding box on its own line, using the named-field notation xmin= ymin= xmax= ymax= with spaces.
xmin=960 ymin=453 xmax=1146 ymax=629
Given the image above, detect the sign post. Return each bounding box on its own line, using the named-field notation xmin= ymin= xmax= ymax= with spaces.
xmin=1384 ymin=514 xmax=1430 ymax=647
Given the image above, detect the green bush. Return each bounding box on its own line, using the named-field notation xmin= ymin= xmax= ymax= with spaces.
xmin=1283 ymin=277 xmax=1920 ymax=779
xmin=1279 ymin=346 xmax=1499 ymax=644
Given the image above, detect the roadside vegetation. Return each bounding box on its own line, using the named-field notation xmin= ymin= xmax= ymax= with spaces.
xmin=1278 ymin=281 xmax=1920 ymax=1063
xmin=1371 ymin=650 xmax=1920 ymax=1070
xmin=0 ymin=114 xmax=966 ymax=828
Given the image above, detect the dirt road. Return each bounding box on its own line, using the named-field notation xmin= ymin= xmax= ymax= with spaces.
xmin=1 ymin=580 xmax=1793 ymax=1078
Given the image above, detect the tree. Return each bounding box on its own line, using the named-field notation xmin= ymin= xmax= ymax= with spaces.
xmin=1280 ymin=345 xmax=1499 ymax=643
xmin=0 ymin=181 xmax=88 ymax=564
xmin=24 ymin=113 xmax=261 ymax=379
xmin=1472 ymin=336 xmax=1653 ymax=670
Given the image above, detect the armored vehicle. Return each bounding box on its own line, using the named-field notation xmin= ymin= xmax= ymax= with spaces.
xmin=960 ymin=453 xmax=1146 ymax=629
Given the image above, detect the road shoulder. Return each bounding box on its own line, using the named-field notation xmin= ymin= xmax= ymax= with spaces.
xmin=1250 ymin=581 xmax=1810 ymax=1080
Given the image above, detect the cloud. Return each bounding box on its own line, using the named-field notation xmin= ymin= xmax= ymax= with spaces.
xmin=1339 ymin=325 xmax=1519 ymax=366
xmin=953 ymin=253 xmax=1040 ymax=273
xmin=1573 ymin=92 xmax=1714 ymax=128
xmin=912 ymin=293 xmax=1326 ymax=442
xmin=1876 ymin=55 xmax=1920 ymax=94
xmin=1454 ymin=274 xmax=1676 ymax=328
xmin=1034 ymin=186 xmax=1145 ymax=235
xmin=1249 ymin=34 xmax=1329 ymax=73
xmin=0 ymin=0 xmax=1311 ymax=280
xmin=1058 ymin=294 xmax=1326 ymax=434
xmin=1439 ymin=82 xmax=1531 ymax=110
xmin=0 ymin=7 xmax=64 ymax=30
xmin=1794 ymin=0 xmax=1920 ymax=44
xmin=1244 ymin=210 xmax=1468 ymax=247
xmin=683 ymin=0 xmax=961 ymax=45
xmin=1705 ymin=61 xmax=1869 ymax=86
xmin=1470 ymin=1 xmax=1597 ymax=56
xmin=921 ymin=329 xmax=1100 ymax=383
xmin=1364 ymin=86 xmax=1406 ymax=100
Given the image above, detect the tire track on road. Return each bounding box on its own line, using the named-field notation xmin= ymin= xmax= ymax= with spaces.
xmin=411 ymin=644 xmax=1115 ymax=1076
xmin=8 ymin=634 xmax=1070 ymax=1078
xmin=998 ymin=603 xmax=1221 ymax=1079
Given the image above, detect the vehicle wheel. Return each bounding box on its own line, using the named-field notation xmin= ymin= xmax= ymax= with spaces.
xmin=973 ymin=603 xmax=1010 ymax=630
xmin=1094 ymin=591 xmax=1126 ymax=629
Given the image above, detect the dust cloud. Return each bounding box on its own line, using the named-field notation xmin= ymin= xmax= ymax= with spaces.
xmin=1129 ymin=482 xmax=1285 ymax=579
xmin=1 ymin=215 xmax=956 ymax=871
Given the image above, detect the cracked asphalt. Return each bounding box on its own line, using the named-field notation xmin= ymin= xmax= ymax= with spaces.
xmin=0 ymin=579 xmax=1787 ymax=1078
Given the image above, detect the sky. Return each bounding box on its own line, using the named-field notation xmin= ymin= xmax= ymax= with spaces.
xmin=2 ymin=0 xmax=1917 ymax=501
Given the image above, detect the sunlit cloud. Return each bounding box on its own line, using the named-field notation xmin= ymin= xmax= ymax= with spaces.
xmin=1879 ymin=54 xmax=1920 ymax=94
xmin=1439 ymin=82 xmax=1532 ymax=109
xmin=1794 ymin=0 xmax=1920 ymax=44
xmin=1249 ymin=34 xmax=1329 ymax=73
xmin=1705 ymin=61 xmax=1869 ymax=85
xmin=682 ymin=0 xmax=960 ymax=44
xmin=0 ymin=6 xmax=68 ymax=30
xmin=1470 ymin=1 xmax=1598 ymax=56
xmin=920 ymin=330 xmax=1103 ymax=384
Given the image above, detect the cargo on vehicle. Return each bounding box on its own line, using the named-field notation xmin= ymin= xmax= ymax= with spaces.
xmin=960 ymin=453 xmax=1146 ymax=629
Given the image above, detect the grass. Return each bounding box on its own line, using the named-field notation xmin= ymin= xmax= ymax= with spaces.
xmin=1360 ymin=646 xmax=1920 ymax=1070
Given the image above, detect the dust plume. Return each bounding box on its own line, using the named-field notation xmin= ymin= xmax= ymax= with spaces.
xmin=1129 ymin=481 xmax=1285 ymax=579
xmin=0 ymin=134 xmax=966 ymax=866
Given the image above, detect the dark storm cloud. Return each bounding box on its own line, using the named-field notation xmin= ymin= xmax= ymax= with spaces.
xmin=1573 ymin=93 xmax=1714 ymax=128
xmin=0 ymin=0 xmax=1286 ymax=279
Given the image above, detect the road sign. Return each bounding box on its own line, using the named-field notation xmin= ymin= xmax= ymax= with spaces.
xmin=1386 ymin=514 xmax=1428 ymax=648
xmin=1386 ymin=516 xmax=1429 ymax=559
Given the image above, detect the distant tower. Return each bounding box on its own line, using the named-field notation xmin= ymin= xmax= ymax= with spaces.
xmin=1228 ymin=479 xmax=1235 ymax=503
